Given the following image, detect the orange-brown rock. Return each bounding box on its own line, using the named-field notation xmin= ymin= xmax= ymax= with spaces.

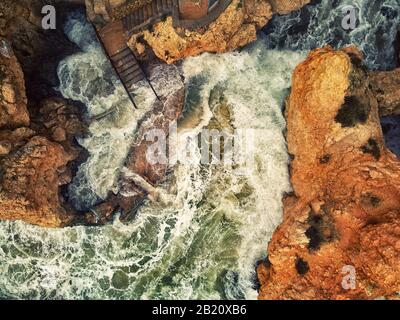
xmin=258 ymin=46 xmax=400 ymax=300
xmin=128 ymin=0 xmax=273 ymax=64
xmin=268 ymin=0 xmax=310 ymax=14
xmin=0 ymin=136 xmax=76 ymax=227
xmin=33 ymin=97 xmax=87 ymax=158
xmin=0 ymin=43 xmax=29 ymax=129
xmin=0 ymin=38 xmax=86 ymax=227
xmin=1 ymin=0 xmax=78 ymax=103
xmin=84 ymin=86 xmax=185 ymax=224
xmin=0 ymin=96 xmax=86 ymax=228
xmin=369 ymin=68 xmax=400 ymax=116
xmin=127 ymin=0 xmax=313 ymax=64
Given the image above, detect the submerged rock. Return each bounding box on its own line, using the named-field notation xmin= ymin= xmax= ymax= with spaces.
xmin=258 ymin=47 xmax=400 ymax=300
xmin=80 ymin=60 xmax=185 ymax=225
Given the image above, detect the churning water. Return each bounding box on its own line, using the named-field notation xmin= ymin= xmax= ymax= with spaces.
xmin=0 ymin=0 xmax=398 ymax=299
xmin=264 ymin=0 xmax=400 ymax=70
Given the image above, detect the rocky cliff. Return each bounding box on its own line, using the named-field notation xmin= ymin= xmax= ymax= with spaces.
xmin=0 ymin=47 xmax=29 ymax=130
xmin=128 ymin=0 xmax=274 ymax=63
xmin=257 ymin=47 xmax=400 ymax=300
xmin=89 ymin=0 xmax=310 ymax=64
xmin=0 ymin=52 xmax=86 ymax=227
xmin=0 ymin=0 xmax=87 ymax=227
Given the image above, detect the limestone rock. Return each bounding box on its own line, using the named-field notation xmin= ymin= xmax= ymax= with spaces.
xmin=128 ymin=0 xmax=273 ymax=64
xmin=0 ymin=1 xmax=88 ymax=227
xmin=35 ymin=97 xmax=87 ymax=159
xmin=0 ymin=95 xmax=86 ymax=227
xmin=268 ymin=0 xmax=311 ymax=14
xmin=0 ymin=45 xmax=29 ymax=129
xmin=0 ymin=0 xmax=78 ymax=103
xmin=257 ymin=47 xmax=400 ymax=300
xmin=0 ymin=136 xmax=76 ymax=227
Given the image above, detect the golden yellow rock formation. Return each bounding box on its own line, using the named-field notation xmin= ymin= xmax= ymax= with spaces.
xmin=128 ymin=0 xmax=273 ymax=63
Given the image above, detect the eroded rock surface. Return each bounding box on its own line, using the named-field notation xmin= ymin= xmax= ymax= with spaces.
xmin=1 ymin=0 xmax=79 ymax=103
xmin=123 ymin=0 xmax=310 ymax=64
xmin=258 ymin=47 xmax=400 ymax=300
xmin=84 ymin=63 xmax=185 ymax=225
xmin=268 ymin=0 xmax=310 ymax=14
xmin=0 ymin=46 xmax=29 ymax=129
xmin=128 ymin=0 xmax=272 ymax=64
xmin=0 ymin=2 xmax=87 ymax=227
xmin=0 ymin=136 xmax=76 ymax=227
xmin=0 ymin=58 xmax=86 ymax=227
xmin=369 ymin=69 xmax=400 ymax=116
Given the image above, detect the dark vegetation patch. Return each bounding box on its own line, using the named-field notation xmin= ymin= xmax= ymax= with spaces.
xmin=361 ymin=193 xmax=381 ymax=209
xmin=319 ymin=154 xmax=331 ymax=164
xmin=335 ymin=96 xmax=370 ymax=127
xmin=295 ymin=257 xmax=309 ymax=275
xmin=305 ymin=208 xmax=336 ymax=251
xmin=137 ymin=34 xmax=146 ymax=45
xmin=361 ymin=138 xmax=381 ymax=160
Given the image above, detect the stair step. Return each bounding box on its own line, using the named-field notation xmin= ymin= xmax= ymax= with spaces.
xmin=113 ymin=51 xmax=134 ymax=63
xmin=110 ymin=47 xmax=131 ymax=62
xmin=148 ymin=4 xmax=153 ymax=19
xmin=119 ymin=67 xmax=142 ymax=79
xmin=129 ymin=14 xmax=135 ymax=30
xmin=133 ymin=9 xmax=139 ymax=26
xmin=123 ymin=69 xmax=144 ymax=81
xmin=143 ymin=6 xmax=146 ymax=20
xmin=125 ymin=73 xmax=146 ymax=87
xmin=114 ymin=55 xmax=135 ymax=68
xmin=117 ymin=63 xmax=141 ymax=77
xmin=152 ymin=1 xmax=158 ymax=15
xmin=117 ymin=60 xmax=140 ymax=73
xmin=122 ymin=16 xmax=128 ymax=30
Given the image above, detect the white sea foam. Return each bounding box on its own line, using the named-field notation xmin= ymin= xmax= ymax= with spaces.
xmin=57 ymin=12 xmax=156 ymax=210
xmin=0 ymin=0 xmax=396 ymax=300
xmin=0 ymin=34 xmax=303 ymax=298
xmin=264 ymin=0 xmax=400 ymax=70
